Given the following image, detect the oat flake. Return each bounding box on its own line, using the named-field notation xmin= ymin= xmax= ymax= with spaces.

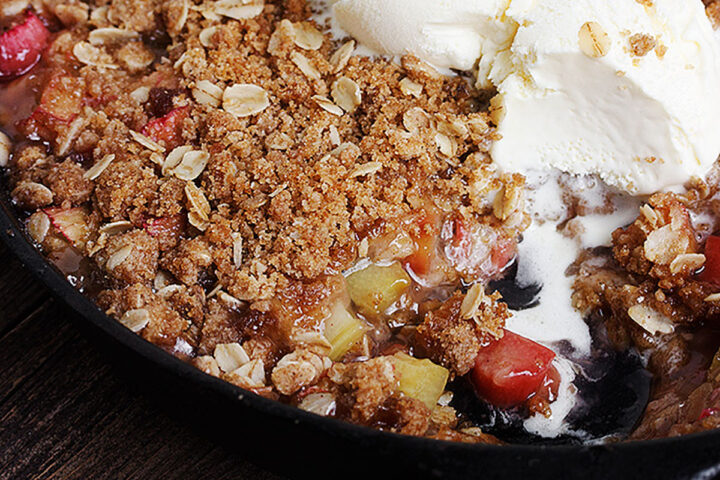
xmin=83 ymin=153 xmax=115 ymax=180
xmin=293 ymin=21 xmax=323 ymax=50
xmin=120 ymin=309 xmax=150 ymax=332
xmin=223 ymin=84 xmax=270 ymax=117
xmin=331 ymin=77 xmax=362 ymax=113
xmin=311 ymin=95 xmax=343 ymax=116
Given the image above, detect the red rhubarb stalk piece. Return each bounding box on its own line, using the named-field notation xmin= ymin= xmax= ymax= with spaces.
xmin=0 ymin=11 xmax=50 ymax=80
xmin=141 ymin=106 xmax=189 ymax=149
xmin=143 ymin=214 xmax=186 ymax=239
xmin=699 ymin=236 xmax=720 ymax=285
xmin=404 ymin=212 xmax=439 ymax=277
xmin=699 ymin=407 xmax=719 ymax=421
xmin=43 ymin=206 xmax=89 ymax=247
xmin=471 ymin=330 xmax=556 ymax=408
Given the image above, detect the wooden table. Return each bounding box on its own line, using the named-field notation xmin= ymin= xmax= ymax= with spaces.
xmin=0 ymin=241 xmax=284 ymax=480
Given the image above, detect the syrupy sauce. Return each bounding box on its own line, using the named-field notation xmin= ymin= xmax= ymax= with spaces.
xmin=0 ymin=65 xmax=105 ymax=293
xmin=651 ymin=325 xmax=720 ymax=401
xmin=564 ymin=315 xmax=651 ymax=441
xmin=449 ymin=313 xmax=652 ymax=444
xmin=488 ymin=261 xmax=542 ymax=311
xmin=43 ymin=244 xmax=109 ymax=296
xmin=0 ymin=70 xmax=44 ymax=139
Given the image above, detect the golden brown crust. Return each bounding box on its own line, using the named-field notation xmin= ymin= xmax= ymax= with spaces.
xmin=707 ymin=1 xmax=720 ymax=29
xmin=336 ymin=358 xmax=398 ymax=423
xmin=98 ymin=283 xmax=188 ymax=346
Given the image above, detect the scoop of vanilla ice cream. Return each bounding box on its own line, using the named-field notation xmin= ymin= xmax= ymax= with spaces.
xmin=329 ymin=0 xmax=720 ymax=194
xmin=489 ymin=0 xmax=720 ymax=194
xmin=331 ymin=0 xmax=515 ymax=85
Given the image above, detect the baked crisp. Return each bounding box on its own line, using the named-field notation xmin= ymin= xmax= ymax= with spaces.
xmin=0 ymin=0 xmax=533 ymax=442
xmin=5 ymin=0 xmax=720 ymax=445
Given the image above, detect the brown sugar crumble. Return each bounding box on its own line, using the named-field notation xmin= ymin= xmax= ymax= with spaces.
xmin=572 ymin=174 xmax=720 ymax=439
xmin=707 ymin=0 xmax=720 ymax=29
xmin=0 ymin=0 xmax=531 ymax=442
xmin=628 ymin=33 xmax=657 ymax=57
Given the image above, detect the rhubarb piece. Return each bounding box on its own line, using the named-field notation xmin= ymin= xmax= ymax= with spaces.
xmin=0 ymin=11 xmax=50 ymax=80
xmin=404 ymin=212 xmax=439 ymax=277
xmin=700 ymin=407 xmax=720 ymax=421
xmin=37 ymin=73 xmax=84 ymax=122
xmin=471 ymin=330 xmax=556 ymax=408
xmin=445 ymin=216 xmax=516 ymax=280
xmin=346 ymin=262 xmax=410 ymax=316
xmin=324 ymin=303 xmax=367 ymax=360
xmin=143 ymin=213 xmax=186 ymax=250
xmin=43 ymin=206 xmax=90 ymax=247
xmin=18 ymin=72 xmax=84 ymax=141
xmin=142 ymin=105 xmax=189 ymax=149
xmin=391 ymin=352 xmax=449 ymax=409
xmin=699 ymin=235 xmax=720 ymax=285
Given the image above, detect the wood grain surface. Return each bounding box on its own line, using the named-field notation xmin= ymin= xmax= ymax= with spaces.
xmin=0 ymin=241 xmax=285 ymax=480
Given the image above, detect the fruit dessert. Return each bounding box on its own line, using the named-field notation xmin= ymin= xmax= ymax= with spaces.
xmin=2 ymin=0 xmax=720 ymax=444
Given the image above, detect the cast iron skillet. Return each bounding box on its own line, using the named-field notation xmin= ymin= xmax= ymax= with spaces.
xmin=2 ymin=187 xmax=720 ymax=480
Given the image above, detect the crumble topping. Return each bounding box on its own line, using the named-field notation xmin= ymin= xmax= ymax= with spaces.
xmin=707 ymin=0 xmax=720 ymax=29
xmin=571 ymin=172 xmax=720 ymax=438
xmin=628 ymin=33 xmax=657 ymax=57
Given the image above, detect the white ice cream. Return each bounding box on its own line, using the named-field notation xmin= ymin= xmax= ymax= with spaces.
xmin=330 ymin=0 xmax=720 ymax=194
xmin=331 ymin=0 xmax=514 ymax=83
xmin=490 ymin=0 xmax=720 ymax=195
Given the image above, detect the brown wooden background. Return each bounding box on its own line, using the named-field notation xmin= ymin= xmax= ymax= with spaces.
xmin=0 ymin=241 xmax=285 ymax=479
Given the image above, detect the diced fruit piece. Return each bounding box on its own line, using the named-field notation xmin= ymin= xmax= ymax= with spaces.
xmin=450 ymin=216 xmax=470 ymax=248
xmin=444 ymin=216 xmax=516 ymax=279
xmin=0 ymin=11 xmax=50 ymax=80
xmin=43 ymin=206 xmax=90 ymax=247
xmin=404 ymin=213 xmax=438 ymax=277
xmin=489 ymin=234 xmax=516 ymax=276
xmin=471 ymin=330 xmax=556 ymax=408
xmin=346 ymin=262 xmax=410 ymax=315
xmin=533 ymin=365 xmax=561 ymax=404
xmin=19 ymin=72 xmax=84 ymax=140
xmin=366 ymin=230 xmax=415 ymax=262
xmin=37 ymin=73 xmax=84 ymax=122
xmin=699 ymin=235 xmax=720 ymax=284
xmin=324 ymin=303 xmax=367 ymax=361
xmin=391 ymin=352 xmax=449 ymax=409
xmin=700 ymin=407 xmax=720 ymax=421
xmin=143 ymin=213 xmax=185 ymax=237
xmin=142 ymin=105 xmax=189 ymax=149
xmin=143 ymin=213 xmax=186 ymax=250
